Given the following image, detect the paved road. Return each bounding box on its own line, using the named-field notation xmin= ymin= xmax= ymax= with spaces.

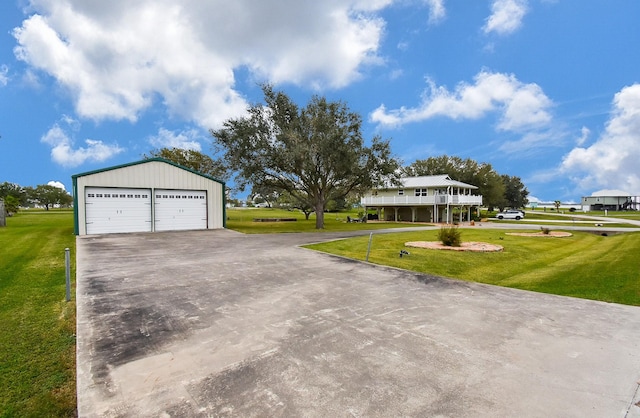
xmin=76 ymin=228 xmax=640 ymax=417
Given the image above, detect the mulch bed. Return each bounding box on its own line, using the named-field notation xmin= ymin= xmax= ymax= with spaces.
xmin=405 ymin=241 xmax=504 ymax=252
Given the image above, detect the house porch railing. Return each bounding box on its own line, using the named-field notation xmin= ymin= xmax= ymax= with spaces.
xmin=361 ymin=195 xmax=483 ymax=206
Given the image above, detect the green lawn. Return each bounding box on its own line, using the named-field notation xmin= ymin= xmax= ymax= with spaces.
xmin=0 ymin=210 xmax=76 ymax=417
xmin=525 ymin=209 xmax=640 ymax=221
xmin=226 ymin=207 xmax=416 ymax=233
xmin=304 ymin=228 xmax=640 ymax=306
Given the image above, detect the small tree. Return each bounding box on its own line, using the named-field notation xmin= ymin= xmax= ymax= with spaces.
xmin=554 ymin=200 xmax=562 ymax=212
xmin=438 ymin=225 xmax=462 ymax=247
xmin=502 ymin=174 xmax=529 ymax=209
xmin=3 ymin=195 xmax=19 ymax=216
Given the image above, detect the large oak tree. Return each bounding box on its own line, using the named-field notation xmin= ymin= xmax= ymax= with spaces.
xmin=211 ymin=85 xmax=401 ymax=229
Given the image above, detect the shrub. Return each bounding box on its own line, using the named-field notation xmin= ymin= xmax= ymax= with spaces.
xmin=541 ymin=227 xmax=551 ymax=235
xmin=438 ymin=225 xmax=462 ymax=247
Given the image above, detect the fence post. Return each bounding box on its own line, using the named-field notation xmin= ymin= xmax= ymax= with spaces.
xmin=365 ymin=232 xmax=373 ymax=262
xmin=0 ymin=199 xmax=5 ymax=227
xmin=65 ymin=248 xmax=71 ymax=302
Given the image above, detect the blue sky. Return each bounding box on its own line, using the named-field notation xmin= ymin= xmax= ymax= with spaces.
xmin=1 ymin=0 xmax=639 ymax=202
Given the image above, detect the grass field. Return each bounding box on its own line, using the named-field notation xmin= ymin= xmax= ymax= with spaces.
xmin=226 ymin=207 xmax=415 ymax=233
xmin=304 ymin=228 xmax=640 ymax=306
xmin=0 ymin=210 xmax=76 ymax=417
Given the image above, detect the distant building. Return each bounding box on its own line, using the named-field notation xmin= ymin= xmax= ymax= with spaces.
xmin=361 ymin=175 xmax=483 ymax=223
xmin=581 ymin=191 xmax=640 ymax=211
xmin=529 ymin=201 xmax=582 ymax=211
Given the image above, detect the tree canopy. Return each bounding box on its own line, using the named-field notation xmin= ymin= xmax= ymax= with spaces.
xmin=0 ymin=182 xmax=28 ymax=206
xmin=143 ymin=147 xmax=229 ymax=180
xmin=29 ymin=184 xmax=73 ymax=210
xmin=2 ymin=195 xmax=19 ymax=216
xmin=211 ymin=85 xmax=401 ymax=229
xmin=501 ymin=175 xmax=529 ymax=209
xmin=1 ymin=182 xmax=73 ymax=211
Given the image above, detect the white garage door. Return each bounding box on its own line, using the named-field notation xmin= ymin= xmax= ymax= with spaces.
xmin=154 ymin=189 xmax=207 ymax=231
xmin=85 ymin=188 xmax=152 ymax=234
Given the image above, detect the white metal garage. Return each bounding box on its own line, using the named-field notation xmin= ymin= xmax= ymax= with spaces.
xmin=73 ymin=158 xmax=226 ymax=235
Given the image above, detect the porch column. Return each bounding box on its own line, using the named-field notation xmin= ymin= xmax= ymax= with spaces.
xmin=411 ymin=207 xmax=417 ymax=222
xmin=394 ymin=207 xmax=399 ymax=222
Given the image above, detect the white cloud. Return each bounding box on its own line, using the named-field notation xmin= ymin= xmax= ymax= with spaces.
xmin=561 ymin=84 xmax=640 ymax=195
xmin=576 ymin=126 xmax=590 ymax=146
xmin=425 ymin=0 xmax=446 ymax=24
xmin=47 ymin=181 xmax=66 ymax=190
xmin=370 ymin=70 xmax=552 ymax=132
xmin=21 ymin=69 xmax=42 ymax=88
xmin=40 ymin=119 xmax=123 ymax=167
xmin=148 ymin=128 xmax=203 ymax=151
xmin=12 ymin=0 xmax=389 ymax=128
xmin=592 ymin=189 xmax=630 ymax=197
xmin=497 ymin=130 xmax=562 ymax=157
xmin=0 ymin=64 xmax=8 ymax=86
xmin=483 ymin=0 xmax=528 ymax=35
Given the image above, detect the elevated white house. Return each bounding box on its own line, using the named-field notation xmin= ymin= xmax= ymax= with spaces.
xmin=361 ymin=175 xmax=483 ymax=223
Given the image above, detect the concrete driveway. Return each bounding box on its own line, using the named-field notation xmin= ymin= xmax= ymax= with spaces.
xmin=76 ymin=229 xmax=640 ymax=417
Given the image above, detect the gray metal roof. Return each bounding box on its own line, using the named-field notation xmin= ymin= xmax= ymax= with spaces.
xmin=398 ymin=175 xmax=478 ymax=189
xmin=71 ymin=157 xmax=224 ymax=184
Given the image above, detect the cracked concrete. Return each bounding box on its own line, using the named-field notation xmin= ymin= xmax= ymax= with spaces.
xmin=76 ymin=229 xmax=640 ymax=417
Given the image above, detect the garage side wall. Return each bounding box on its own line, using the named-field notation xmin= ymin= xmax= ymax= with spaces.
xmin=75 ymin=161 xmax=224 ymax=235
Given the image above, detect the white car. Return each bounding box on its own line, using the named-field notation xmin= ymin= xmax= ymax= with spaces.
xmin=496 ymin=210 xmax=525 ymax=220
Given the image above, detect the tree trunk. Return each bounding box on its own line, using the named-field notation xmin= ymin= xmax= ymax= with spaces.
xmin=314 ymin=200 xmax=325 ymax=229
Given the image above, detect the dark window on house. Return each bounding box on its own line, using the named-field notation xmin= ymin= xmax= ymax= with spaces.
xmin=398 ymin=189 xmax=404 ymax=196
xmin=415 ymin=188 xmax=428 ymax=196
